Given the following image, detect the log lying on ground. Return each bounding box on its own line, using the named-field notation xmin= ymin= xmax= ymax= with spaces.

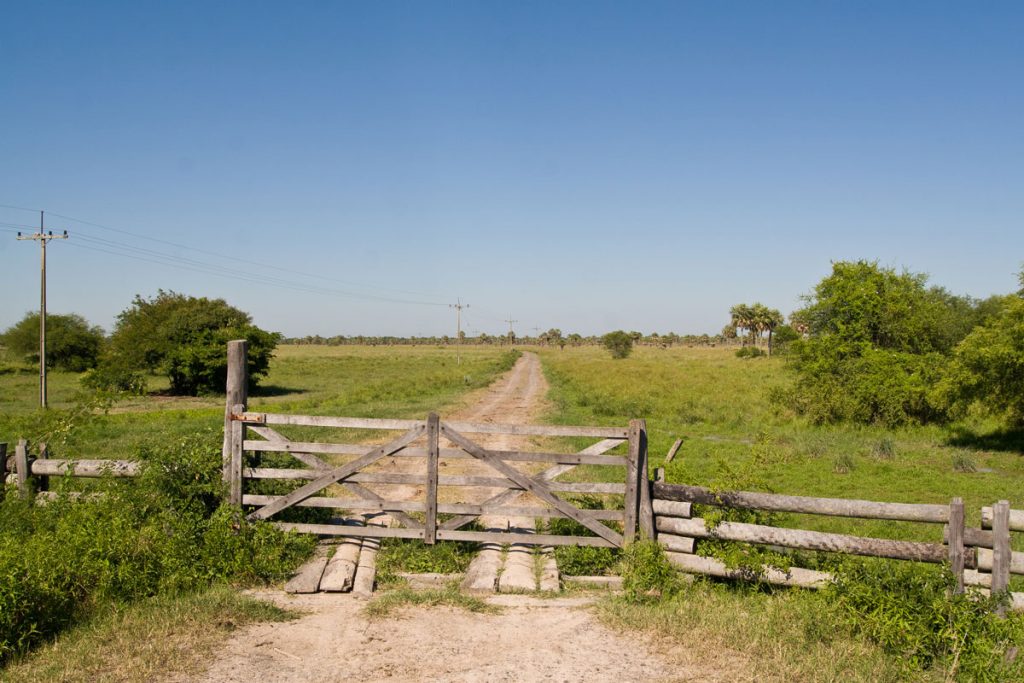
xmin=982 ymin=507 xmax=1024 ymax=532
xmin=977 ymin=548 xmax=1024 ymax=575
xmin=659 ymin=532 xmax=696 ymax=554
xmin=657 ymin=516 xmax=963 ymax=565
xmin=653 ymin=482 xmax=948 ymax=523
xmin=6 ymin=457 xmax=141 ymax=478
xmin=653 ymin=500 xmax=692 ymax=518
xmin=666 ymin=552 xmax=832 ymax=589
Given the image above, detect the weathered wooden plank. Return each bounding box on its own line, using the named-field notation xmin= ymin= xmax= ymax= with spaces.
xmin=261 ymin=413 xmax=421 ymax=430
xmin=320 ymin=532 xmax=362 ymax=592
xmin=992 ymin=501 xmax=1011 ymax=614
xmin=623 ymin=420 xmax=641 ymax=540
xmin=654 ymin=482 xmax=950 ymax=523
xmin=21 ymin=458 xmax=141 ymax=478
xmin=657 ymin=516 xmax=949 ymax=564
xmin=271 ymin=522 xmax=424 ymax=540
xmin=352 ymin=518 xmax=386 ymax=597
xmin=439 ymin=437 xmax=625 ymax=532
xmin=15 ymin=440 xmax=30 ymax=497
xmin=425 ymin=413 xmax=439 ymax=544
xmin=943 ymin=525 xmax=994 ymax=549
xmin=977 ymin=547 xmax=1024 ymax=575
xmin=653 ymin=500 xmax=692 ymax=518
xmin=284 ymin=555 xmax=328 ymax=594
xmin=461 ymin=542 xmax=503 ymax=593
xmin=243 ymin=468 xmax=626 ymax=493
xmin=243 ymin=494 xmax=427 ymax=512
xmin=244 ymin=441 xmax=626 ymax=466
xmin=241 ymin=496 xmax=624 ymax=521
xmin=665 ymin=438 xmax=683 ymax=464
xmin=659 ymin=532 xmax=696 ymax=554
xmin=948 ymin=498 xmax=965 ymax=593
xmin=666 ymin=552 xmax=833 ymax=589
xmin=982 ymin=506 xmax=1024 ymax=532
xmin=637 ymin=420 xmax=654 ymax=540
xmin=437 ymin=530 xmax=618 ymax=548
xmin=229 ymin=404 xmax=244 ymax=506
xmin=443 ymin=421 xmax=628 ymax=439
xmin=246 ymin=424 xmax=425 ymax=522
xmin=441 ymin=424 xmax=623 ymax=546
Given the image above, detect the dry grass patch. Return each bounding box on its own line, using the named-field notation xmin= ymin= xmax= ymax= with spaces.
xmin=364 ymin=583 xmax=498 ymax=619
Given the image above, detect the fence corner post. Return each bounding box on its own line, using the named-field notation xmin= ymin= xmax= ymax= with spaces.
xmin=624 ymin=420 xmax=641 ymax=542
xmin=424 ymin=413 xmax=440 ymax=544
xmin=948 ymin=497 xmax=965 ymax=594
xmin=223 ymin=340 xmax=249 ymax=490
xmin=637 ymin=420 xmax=655 ymax=541
xmin=992 ymin=500 xmax=1011 ymax=616
xmin=15 ymin=439 xmax=32 ymax=499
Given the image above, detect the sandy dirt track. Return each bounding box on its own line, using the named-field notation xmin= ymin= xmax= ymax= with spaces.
xmin=181 ymin=353 xmax=698 ymax=683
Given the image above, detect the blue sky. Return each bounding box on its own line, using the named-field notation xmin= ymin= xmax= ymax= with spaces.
xmin=1 ymin=2 xmax=1021 ymax=337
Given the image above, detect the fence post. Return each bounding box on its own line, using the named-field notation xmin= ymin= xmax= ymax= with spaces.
xmin=0 ymin=443 xmax=7 ymax=500
xmin=424 ymin=413 xmax=440 ymax=544
xmin=624 ymin=420 xmax=641 ymax=542
xmin=637 ymin=419 xmax=655 ymax=540
xmin=654 ymin=467 xmax=666 ymax=483
xmin=992 ymin=500 xmax=1011 ymax=616
xmin=37 ymin=442 xmax=49 ymax=493
xmin=229 ymin=404 xmax=245 ymax=506
xmin=948 ymin=497 xmax=965 ymax=594
xmin=15 ymin=439 xmax=31 ymax=498
xmin=223 ymin=340 xmax=249 ymax=492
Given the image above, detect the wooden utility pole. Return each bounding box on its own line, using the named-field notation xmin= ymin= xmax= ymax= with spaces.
xmin=449 ymin=298 xmax=469 ymax=365
xmin=504 ymin=316 xmax=518 ymax=343
xmin=16 ymin=211 xmax=68 ymax=409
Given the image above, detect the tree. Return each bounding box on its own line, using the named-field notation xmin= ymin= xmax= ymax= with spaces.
xmin=751 ymin=303 xmax=785 ymax=356
xmin=602 ymin=330 xmax=634 ymax=359
xmin=1 ymin=312 xmax=104 ymax=371
xmin=99 ymin=291 xmax=279 ymax=395
xmin=941 ymin=294 xmax=1024 ymax=425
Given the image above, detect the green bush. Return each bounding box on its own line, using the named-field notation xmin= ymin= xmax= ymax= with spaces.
xmin=619 ymin=539 xmax=684 ymax=603
xmin=735 ymin=346 xmax=766 ymax=359
xmin=830 ymin=560 xmax=1024 ymax=681
xmin=0 ymin=435 xmax=314 ymax=663
xmin=1 ymin=312 xmax=104 ymax=371
xmin=601 ymin=330 xmax=634 ymax=360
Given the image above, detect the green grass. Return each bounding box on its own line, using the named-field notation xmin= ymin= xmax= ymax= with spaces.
xmin=0 ymin=344 xmax=520 ymax=459
xmin=0 ymin=586 xmax=297 ymax=683
xmin=364 ymin=583 xmax=497 ymax=618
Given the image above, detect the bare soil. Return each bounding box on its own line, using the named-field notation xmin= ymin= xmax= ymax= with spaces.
xmin=181 ymin=353 xmax=698 ymax=683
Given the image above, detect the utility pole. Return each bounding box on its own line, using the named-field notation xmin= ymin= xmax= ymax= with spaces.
xmin=17 ymin=211 xmax=68 ymax=409
xmin=504 ymin=315 xmax=518 ymax=344
xmin=449 ymin=298 xmax=469 ymax=365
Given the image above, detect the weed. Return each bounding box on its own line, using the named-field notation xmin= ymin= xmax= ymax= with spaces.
xmin=365 ymin=583 xmax=497 ymax=618
xmin=618 ymin=540 xmax=684 ymax=603
xmin=871 ymin=436 xmax=896 ymax=460
xmin=832 ymin=453 xmax=855 ymax=474
xmin=952 ymin=450 xmax=978 ymax=473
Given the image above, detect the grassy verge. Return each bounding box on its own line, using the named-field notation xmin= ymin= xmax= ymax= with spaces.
xmin=1 ymin=586 xmax=296 ymax=683
xmin=365 ymin=583 xmax=497 ymax=619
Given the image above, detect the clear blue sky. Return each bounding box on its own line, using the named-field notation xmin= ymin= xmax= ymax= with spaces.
xmin=2 ymin=2 xmax=1021 ymax=338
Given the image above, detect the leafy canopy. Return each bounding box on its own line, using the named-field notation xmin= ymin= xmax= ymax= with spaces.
xmin=101 ymin=291 xmax=279 ymax=395
xmin=1 ymin=312 xmax=104 ymax=371
xmin=601 ymin=330 xmax=634 ymax=359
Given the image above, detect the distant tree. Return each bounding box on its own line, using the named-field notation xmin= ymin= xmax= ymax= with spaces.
xmin=1 ymin=312 xmax=105 ymax=371
xmin=96 ymin=291 xmax=279 ymax=396
xmin=567 ymin=333 xmax=583 ymax=347
xmin=751 ymin=303 xmax=785 ymax=356
xmin=602 ymin=330 xmax=634 ymax=359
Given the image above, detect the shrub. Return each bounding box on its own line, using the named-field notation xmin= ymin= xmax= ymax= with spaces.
xmin=1 ymin=312 xmax=104 ymax=371
xmin=735 ymin=346 xmax=766 ymax=359
xmin=601 ymin=330 xmax=634 ymax=359
xmin=619 ymin=540 xmax=684 ymax=603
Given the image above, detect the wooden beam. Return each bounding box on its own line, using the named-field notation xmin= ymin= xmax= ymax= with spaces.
xmin=15 ymin=439 xmax=30 ymax=498
xmin=424 ymin=413 xmax=439 ymax=544
xmin=441 ymin=424 xmax=623 ymax=546
xmin=240 ymin=495 xmax=624 ymax=520
xmin=992 ymin=500 xmax=1011 ymax=615
xmin=623 ymin=420 xmax=641 ymax=541
xmin=636 ymin=419 xmax=654 ymax=540
xmin=25 ymin=458 xmax=141 ymax=478
xmin=223 ymin=340 xmax=248 ymax=487
xmin=948 ymin=497 xmax=965 ymax=594
xmin=666 ymin=552 xmax=832 ymax=589
xmin=657 ymin=516 xmax=949 ymax=564
xmin=654 ymin=482 xmax=950 ymax=523
xmin=229 ymin=404 xmax=244 ymax=506
xmin=261 ymin=414 xmax=420 ymax=430
xmin=0 ymin=443 xmax=7 ymax=501
xmin=665 ymin=438 xmax=683 ymax=464
xmin=982 ymin=506 xmax=1024 ymax=532
xmin=436 ymin=529 xmax=618 ymax=548
xmin=243 ymin=468 xmax=626 ymax=493
xmin=246 ymin=424 xmax=425 ymax=522
xmin=272 ymin=522 xmax=423 ymax=540
xmin=443 ymin=421 xmax=628 ymax=439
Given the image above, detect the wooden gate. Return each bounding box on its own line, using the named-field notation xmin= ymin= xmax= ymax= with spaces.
xmin=225 ymin=408 xmax=652 ymax=548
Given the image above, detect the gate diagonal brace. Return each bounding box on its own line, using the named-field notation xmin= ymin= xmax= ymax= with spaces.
xmin=439 ymin=423 xmax=624 ymax=546
xmin=246 ymin=425 xmax=423 ymax=530
xmin=247 ymin=424 xmax=426 ymax=522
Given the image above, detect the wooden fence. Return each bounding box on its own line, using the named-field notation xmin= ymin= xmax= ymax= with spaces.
xmin=649 ymin=473 xmax=1023 ymax=612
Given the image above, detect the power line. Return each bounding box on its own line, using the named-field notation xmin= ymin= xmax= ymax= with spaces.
xmin=449 ymin=298 xmax=469 ymax=365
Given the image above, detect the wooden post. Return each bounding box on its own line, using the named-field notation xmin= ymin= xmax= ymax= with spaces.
xmin=665 ymin=438 xmax=683 ymax=464
xmin=654 ymin=467 xmax=666 ymax=483
xmin=0 ymin=443 xmax=7 ymax=500
xmin=229 ymin=404 xmax=245 ymax=506
xmin=425 ymin=413 xmax=439 ymax=544
xmin=948 ymin=497 xmax=965 ymax=594
xmin=223 ymin=340 xmax=249 ymax=490
xmin=37 ymin=442 xmax=49 ymax=493
xmin=624 ymin=420 xmax=641 ymax=542
xmin=992 ymin=500 xmax=1011 ymax=615
xmin=15 ymin=439 xmax=31 ymax=498
xmin=637 ymin=420 xmax=655 ymax=540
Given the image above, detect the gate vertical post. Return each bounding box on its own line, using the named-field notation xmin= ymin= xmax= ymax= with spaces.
xmin=229 ymin=404 xmax=245 ymax=506
xmin=425 ymin=413 xmax=440 ymax=544
xmin=636 ymin=419 xmax=655 ymax=540
xmin=948 ymin=497 xmax=965 ymax=594
xmin=223 ymin=340 xmax=249 ymax=490
xmin=15 ymin=439 xmax=31 ymax=498
xmin=992 ymin=500 xmax=1011 ymax=616
xmin=0 ymin=443 xmax=7 ymax=501
xmin=37 ymin=442 xmax=49 ymax=493
xmin=624 ymin=420 xmax=642 ymax=542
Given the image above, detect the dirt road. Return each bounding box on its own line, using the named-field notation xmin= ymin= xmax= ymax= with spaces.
xmin=183 ymin=353 xmax=689 ymax=683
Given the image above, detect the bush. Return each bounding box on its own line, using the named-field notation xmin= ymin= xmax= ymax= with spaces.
xmin=97 ymin=291 xmax=280 ymax=396
xmin=619 ymin=540 xmax=684 ymax=603
xmin=735 ymin=346 xmax=766 ymax=359
xmin=0 ymin=434 xmax=314 ymax=663
xmin=1 ymin=312 xmax=104 ymax=371
xmin=601 ymin=330 xmax=634 ymax=359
